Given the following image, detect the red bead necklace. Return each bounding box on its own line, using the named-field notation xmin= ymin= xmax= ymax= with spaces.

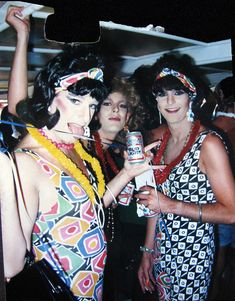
xmin=153 ymin=120 xmax=201 ymax=184
xmin=93 ymin=131 xmax=119 ymax=181
xmin=38 ymin=129 xmax=74 ymax=150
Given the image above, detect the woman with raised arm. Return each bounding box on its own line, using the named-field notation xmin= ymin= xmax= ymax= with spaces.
xmin=137 ymin=54 xmax=235 ymax=301
xmin=5 ymin=7 xmax=156 ymax=301
xmin=1 ymin=7 xmax=158 ymax=301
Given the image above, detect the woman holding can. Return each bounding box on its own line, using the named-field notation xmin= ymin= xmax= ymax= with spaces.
xmin=136 ymin=53 xmax=235 ymax=301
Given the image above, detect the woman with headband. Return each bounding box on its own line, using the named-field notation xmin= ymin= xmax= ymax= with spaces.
xmin=136 ymin=54 xmax=235 ymax=301
xmin=1 ymin=7 xmax=160 ymax=301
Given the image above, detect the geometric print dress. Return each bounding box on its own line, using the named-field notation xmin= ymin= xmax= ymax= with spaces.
xmin=17 ymin=149 xmax=107 ymax=301
xmin=153 ymin=131 xmax=222 ymax=301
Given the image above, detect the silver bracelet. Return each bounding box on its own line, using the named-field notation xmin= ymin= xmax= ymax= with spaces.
xmin=140 ymin=245 xmax=154 ymax=254
xmin=198 ymin=203 xmax=202 ymax=224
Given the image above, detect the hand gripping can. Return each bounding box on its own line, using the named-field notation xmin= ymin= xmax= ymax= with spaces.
xmin=126 ymin=131 xmax=145 ymax=164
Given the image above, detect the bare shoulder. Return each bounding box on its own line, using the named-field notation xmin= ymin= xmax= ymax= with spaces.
xmin=201 ymin=131 xmax=226 ymax=151
xmin=148 ymin=124 xmax=168 ymax=143
xmin=0 ymin=152 xmax=13 ymax=182
xmin=0 ymin=152 xmax=11 ymax=165
xmin=13 ymin=151 xmax=44 ymax=182
xmin=200 ymin=130 xmax=228 ymax=168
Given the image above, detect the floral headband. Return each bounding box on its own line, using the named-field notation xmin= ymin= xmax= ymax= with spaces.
xmin=55 ymin=67 xmax=104 ymax=93
xmin=156 ymin=68 xmax=197 ymax=99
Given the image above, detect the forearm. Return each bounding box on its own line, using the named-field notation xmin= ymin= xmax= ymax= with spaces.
xmin=103 ymin=168 xmax=131 ymax=207
xmin=172 ymin=201 xmax=234 ymax=224
xmin=8 ymin=31 xmax=29 ymax=116
xmin=143 ymin=216 xmax=157 ymax=249
xmin=163 ymin=195 xmax=235 ymax=224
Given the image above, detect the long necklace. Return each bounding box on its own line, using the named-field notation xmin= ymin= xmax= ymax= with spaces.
xmin=153 ymin=120 xmax=201 ymax=184
xmin=28 ymin=126 xmax=105 ymax=205
xmin=93 ymin=131 xmax=120 ymax=242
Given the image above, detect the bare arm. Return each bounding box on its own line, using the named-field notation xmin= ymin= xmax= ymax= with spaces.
xmin=137 ymin=134 xmax=235 ymax=224
xmin=103 ymin=142 xmax=165 ymax=207
xmin=0 ymin=153 xmax=26 ymax=277
xmin=6 ymin=6 xmax=30 ymax=116
xmin=138 ymin=216 xmax=157 ymax=293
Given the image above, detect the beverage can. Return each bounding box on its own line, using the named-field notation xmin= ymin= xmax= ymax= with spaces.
xmin=126 ymin=131 xmax=145 ymax=164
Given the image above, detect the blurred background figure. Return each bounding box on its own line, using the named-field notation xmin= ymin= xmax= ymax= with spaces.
xmin=210 ymin=76 xmax=235 ymax=301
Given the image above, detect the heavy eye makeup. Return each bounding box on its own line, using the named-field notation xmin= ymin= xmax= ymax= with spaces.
xmin=102 ymin=100 xmax=112 ymax=107
xmin=89 ymin=103 xmax=98 ymax=111
xmin=156 ymin=89 xmax=186 ymax=98
xmin=67 ymin=93 xmax=82 ymax=105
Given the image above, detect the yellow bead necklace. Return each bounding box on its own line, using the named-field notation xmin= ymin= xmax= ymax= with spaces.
xmin=27 ymin=126 xmax=105 ymax=205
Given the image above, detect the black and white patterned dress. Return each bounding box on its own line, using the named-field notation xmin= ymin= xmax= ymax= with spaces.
xmin=153 ymin=130 xmax=221 ymax=301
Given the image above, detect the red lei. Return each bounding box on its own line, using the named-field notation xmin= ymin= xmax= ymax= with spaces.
xmin=93 ymin=132 xmax=119 ymax=181
xmin=153 ymin=120 xmax=201 ymax=184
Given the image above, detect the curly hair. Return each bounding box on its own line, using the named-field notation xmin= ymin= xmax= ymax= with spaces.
xmin=16 ymin=49 xmax=108 ymax=129
xmin=90 ymin=76 xmax=147 ymax=143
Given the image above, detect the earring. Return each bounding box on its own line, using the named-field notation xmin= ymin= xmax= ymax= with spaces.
xmin=212 ymin=104 xmax=218 ymax=120
xmin=200 ymin=98 xmax=206 ymax=108
xmin=159 ymin=111 xmax=162 ymax=124
xmin=123 ymin=124 xmax=129 ymax=132
xmin=48 ymin=105 xmax=52 ymax=113
xmin=186 ymin=101 xmax=194 ymax=122
xmin=83 ymin=126 xmax=90 ymax=137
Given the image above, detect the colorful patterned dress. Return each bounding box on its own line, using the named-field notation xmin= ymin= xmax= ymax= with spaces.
xmin=17 ymin=149 xmax=107 ymax=301
xmin=153 ymin=131 xmax=222 ymax=301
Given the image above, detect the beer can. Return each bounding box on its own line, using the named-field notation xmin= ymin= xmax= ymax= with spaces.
xmin=126 ymin=131 xmax=145 ymax=164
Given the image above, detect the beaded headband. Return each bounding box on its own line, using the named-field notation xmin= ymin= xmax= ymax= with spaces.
xmin=156 ymin=68 xmax=197 ymax=99
xmin=55 ymin=67 xmax=104 ymax=93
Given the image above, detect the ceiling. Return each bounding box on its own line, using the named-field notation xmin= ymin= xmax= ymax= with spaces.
xmin=0 ymin=1 xmax=233 ymax=95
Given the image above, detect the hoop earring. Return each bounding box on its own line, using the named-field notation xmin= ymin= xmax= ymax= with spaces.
xmin=186 ymin=101 xmax=194 ymax=122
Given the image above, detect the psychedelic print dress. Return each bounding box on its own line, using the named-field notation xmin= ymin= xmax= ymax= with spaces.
xmin=153 ymin=131 xmax=222 ymax=301
xmin=17 ymin=149 xmax=107 ymax=301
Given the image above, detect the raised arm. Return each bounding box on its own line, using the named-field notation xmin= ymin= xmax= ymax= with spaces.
xmin=6 ymin=6 xmax=30 ymax=116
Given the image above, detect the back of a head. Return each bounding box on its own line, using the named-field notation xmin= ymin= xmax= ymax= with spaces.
xmin=215 ymin=76 xmax=235 ymax=111
xmin=215 ymin=76 xmax=235 ymax=100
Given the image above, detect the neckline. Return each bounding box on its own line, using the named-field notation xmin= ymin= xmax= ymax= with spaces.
xmin=153 ymin=120 xmax=201 ymax=184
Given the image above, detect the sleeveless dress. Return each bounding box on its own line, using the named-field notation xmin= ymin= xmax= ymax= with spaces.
xmin=16 ymin=149 xmax=107 ymax=301
xmin=153 ymin=131 xmax=222 ymax=301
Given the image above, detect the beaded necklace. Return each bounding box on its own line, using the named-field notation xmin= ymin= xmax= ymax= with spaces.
xmin=153 ymin=120 xmax=201 ymax=184
xmin=28 ymin=126 xmax=105 ymax=205
xmin=93 ymin=131 xmax=120 ymax=242
xmin=93 ymin=131 xmax=120 ymax=179
xmin=38 ymin=128 xmax=74 ymax=150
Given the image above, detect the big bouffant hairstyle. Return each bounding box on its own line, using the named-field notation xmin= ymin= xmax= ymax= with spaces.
xmin=150 ymin=53 xmax=212 ymax=125
xmin=16 ymin=49 xmax=108 ymax=129
xmin=152 ymin=53 xmax=206 ymax=106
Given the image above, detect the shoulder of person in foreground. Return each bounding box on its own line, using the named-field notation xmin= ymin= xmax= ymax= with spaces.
xmin=147 ymin=124 xmax=168 ymax=143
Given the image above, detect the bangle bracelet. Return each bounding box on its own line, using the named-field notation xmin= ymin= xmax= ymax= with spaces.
xmin=140 ymin=246 xmax=154 ymax=254
xmin=198 ymin=203 xmax=202 ymax=224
